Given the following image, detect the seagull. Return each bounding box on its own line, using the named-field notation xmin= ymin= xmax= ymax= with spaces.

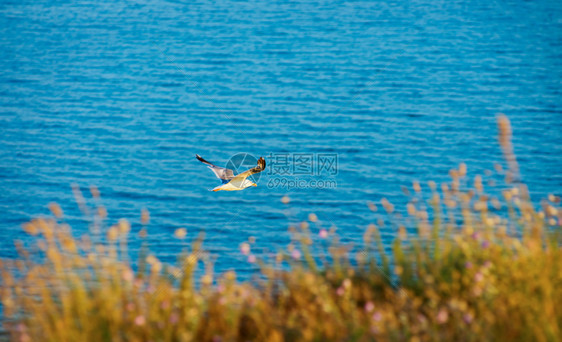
xmin=196 ymin=154 xmax=266 ymax=191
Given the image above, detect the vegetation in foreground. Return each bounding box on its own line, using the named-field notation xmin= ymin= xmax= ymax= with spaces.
xmin=1 ymin=116 xmax=561 ymax=342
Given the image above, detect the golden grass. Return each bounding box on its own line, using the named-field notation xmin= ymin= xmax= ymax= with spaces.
xmin=1 ymin=115 xmax=561 ymax=341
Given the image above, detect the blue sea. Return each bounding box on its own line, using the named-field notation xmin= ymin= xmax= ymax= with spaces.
xmin=1 ymin=0 xmax=561 ymax=276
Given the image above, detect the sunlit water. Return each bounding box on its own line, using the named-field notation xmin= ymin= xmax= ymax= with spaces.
xmin=1 ymin=0 xmax=561 ymax=277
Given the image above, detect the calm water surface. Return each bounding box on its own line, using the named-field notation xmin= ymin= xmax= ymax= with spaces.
xmin=1 ymin=0 xmax=561 ymax=275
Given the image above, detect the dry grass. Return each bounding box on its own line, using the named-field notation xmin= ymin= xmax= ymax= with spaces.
xmin=1 ymin=115 xmax=561 ymax=342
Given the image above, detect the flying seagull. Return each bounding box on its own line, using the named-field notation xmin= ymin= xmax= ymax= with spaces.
xmin=196 ymin=154 xmax=266 ymax=191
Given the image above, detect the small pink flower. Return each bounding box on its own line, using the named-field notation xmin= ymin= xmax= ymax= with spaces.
xmin=436 ymin=309 xmax=448 ymax=324
xmin=372 ymin=312 xmax=382 ymax=321
xmin=336 ymin=286 xmax=345 ymax=296
xmin=122 ymin=268 xmax=134 ymax=282
xmin=134 ymin=315 xmax=146 ymax=326
xmin=364 ymin=301 xmax=374 ymax=312
xmin=319 ymin=229 xmax=328 ymax=238
xmin=474 ymin=272 xmax=484 ymax=282
xmin=481 ymin=240 xmax=490 ymax=249
xmin=463 ymin=313 xmax=473 ymax=324
xmin=160 ymin=300 xmax=170 ymax=310
xmin=465 ymin=261 xmax=473 ymax=269
xmin=169 ymin=313 xmax=179 ymax=324
xmin=217 ymin=284 xmax=225 ymax=293
xmin=248 ymin=255 xmax=256 ymax=263
xmin=291 ymin=249 xmax=301 ymax=260
xmin=240 ymin=243 xmax=250 ymax=255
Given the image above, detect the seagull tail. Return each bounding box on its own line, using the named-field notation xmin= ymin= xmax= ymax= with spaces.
xmin=196 ymin=154 xmax=213 ymax=166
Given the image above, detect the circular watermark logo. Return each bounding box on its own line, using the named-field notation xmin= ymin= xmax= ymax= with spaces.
xmin=225 ymin=153 xmax=262 ymax=183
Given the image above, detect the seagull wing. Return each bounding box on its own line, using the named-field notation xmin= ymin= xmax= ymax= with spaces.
xmin=230 ymin=157 xmax=266 ymax=183
xmin=196 ymin=154 xmax=235 ymax=181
